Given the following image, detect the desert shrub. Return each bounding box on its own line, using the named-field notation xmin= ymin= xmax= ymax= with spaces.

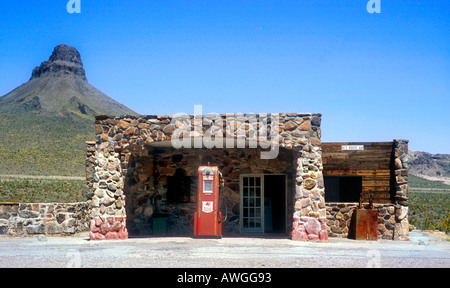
xmin=0 ymin=178 xmax=86 ymax=203
xmin=409 ymin=191 xmax=450 ymax=233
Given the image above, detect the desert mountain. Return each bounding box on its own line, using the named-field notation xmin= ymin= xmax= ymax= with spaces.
xmin=0 ymin=44 xmax=136 ymax=118
xmin=408 ymin=151 xmax=450 ymax=185
xmin=0 ymin=44 xmax=137 ymax=176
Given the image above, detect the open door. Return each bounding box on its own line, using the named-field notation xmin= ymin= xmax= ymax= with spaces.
xmin=240 ymin=175 xmax=287 ymax=234
xmin=264 ymin=175 xmax=286 ymax=234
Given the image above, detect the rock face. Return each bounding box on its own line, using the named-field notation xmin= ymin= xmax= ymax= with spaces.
xmin=408 ymin=150 xmax=450 ymax=184
xmin=30 ymin=44 xmax=87 ymax=81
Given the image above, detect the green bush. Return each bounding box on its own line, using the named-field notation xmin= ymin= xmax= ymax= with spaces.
xmin=0 ymin=113 xmax=95 ymax=177
xmin=409 ymin=191 xmax=450 ymax=233
xmin=0 ymin=178 xmax=86 ymax=203
xmin=409 ymin=174 xmax=450 ymax=190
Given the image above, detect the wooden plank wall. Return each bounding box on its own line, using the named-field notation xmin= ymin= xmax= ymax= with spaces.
xmin=322 ymin=142 xmax=394 ymax=203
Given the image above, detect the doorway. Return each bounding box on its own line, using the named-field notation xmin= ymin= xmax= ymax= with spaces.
xmin=240 ymin=175 xmax=287 ymax=234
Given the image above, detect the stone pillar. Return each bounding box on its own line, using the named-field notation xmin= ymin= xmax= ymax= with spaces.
xmin=87 ymin=140 xmax=128 ymax=240
xmin=85 ymin=141 xmax=96 ymax=201
xmin=291 ymin=144 xmax=328 ymax=242
xmin=393 ymin=139 xmax=409 ymax=241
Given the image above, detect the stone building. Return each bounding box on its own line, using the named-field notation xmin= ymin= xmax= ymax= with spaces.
xmin=86 ymin=112 xmax=409 ymax=241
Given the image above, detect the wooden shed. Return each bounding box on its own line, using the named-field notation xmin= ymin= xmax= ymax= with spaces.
xmin=322 ymin=142 xmax=395 ymax=203
xmin=321 ymin=140 xmax=410 ymax=240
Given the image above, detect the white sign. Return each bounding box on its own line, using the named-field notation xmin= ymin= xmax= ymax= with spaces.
xmin=202 ymin=201 xmax=214 ymax=213
xmin=341 ymin=145 xmax=364 ymax=151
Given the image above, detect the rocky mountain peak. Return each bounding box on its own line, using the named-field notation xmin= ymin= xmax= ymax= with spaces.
xmin=30 ymin=44 xmax=87 ymax=81
xmin=0 ymin=44 xmax=137 ymax=117
xmin=49 ymin=44 xmax=83 ymax=66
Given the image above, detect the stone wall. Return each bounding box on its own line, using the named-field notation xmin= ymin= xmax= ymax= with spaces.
xmin=325 ymin=203 xmax=397 ymax=239
xmin=86 ymin=140 xmax=128 ymax=240
xmin=392 ymin=139 xmax=409 ymax=241
xmin=291 ymin=146 xmax=327 ymax=241
xmin=0 ymin=202 xmax=89 ymax=237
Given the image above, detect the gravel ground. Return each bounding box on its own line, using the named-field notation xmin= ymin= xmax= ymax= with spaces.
xmin=0 ymin=231 xmax=448 ymax=268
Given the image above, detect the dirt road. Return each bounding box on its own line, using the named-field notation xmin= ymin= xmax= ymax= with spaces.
xmin=0 ymin=231 xmax=448 ymax=268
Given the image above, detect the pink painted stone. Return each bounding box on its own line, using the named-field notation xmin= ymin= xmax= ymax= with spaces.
xmin=319 ymin=230 xmax=328 ymax=242
xmin=90 ymin=216 xmax=128 ymax=240
xmin=305 ymin=219 xmax=321 ymax=235
xmin=111 ymin=221 xmax=123 ymax=232
xmin=107 ymin=217 xmax=115 ymax=225
xmin=292 ymin=219 xmax=300 ymax=230
xmin=308 ymin=234 xmax=319 ymax=241
xmin=105 ymin=232 xmax=118 ymax=239
xmin=291 ymin=221 xmax=308 ymax=241
xmin=292 ymin=229 xmax=308 ymax=241
xmin=100 ymin=223 xmax=110 ymax=235
xmin=90 ymin=231 xmax=105 ymax=240
xmin=118 ymin=229 xmax=128 ymax=239
xmin=90 ymin=220 xmax=100 ymax=233
xmin=94 ymin=217 xmax=103 ymax=226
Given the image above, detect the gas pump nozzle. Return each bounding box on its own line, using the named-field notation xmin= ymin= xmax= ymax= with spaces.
xmin=218 ymin=172 xmax=228 ymax=223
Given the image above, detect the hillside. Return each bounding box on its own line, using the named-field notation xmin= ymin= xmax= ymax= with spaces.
xmin=0 ymin=44 xmax=137 ymax=177
xmin=408 ymin=151 xmax=450 ymax=186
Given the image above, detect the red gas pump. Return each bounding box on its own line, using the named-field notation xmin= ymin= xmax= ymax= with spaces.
xmin=194 ymin=165 xmax=223 ymax=238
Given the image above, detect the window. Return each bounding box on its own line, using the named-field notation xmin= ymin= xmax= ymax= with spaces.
xmin=167 ymin=168 xmax=191 ymax=203
xmin=324 ymin=176 xmax=362 ymax=202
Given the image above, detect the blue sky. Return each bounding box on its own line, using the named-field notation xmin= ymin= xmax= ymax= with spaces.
xmin=0 ymin=1 xmax=448 ymax=153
